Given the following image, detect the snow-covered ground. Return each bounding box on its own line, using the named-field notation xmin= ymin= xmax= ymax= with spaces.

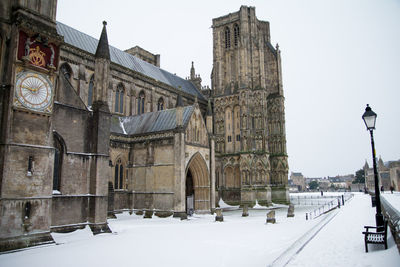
xmin=382 ymin=191 xmax=400 ymax=213
xmin=0 ymin=193 xmax=399 ymax=267
xmin=287 ymin=193 xmax=399 ymax=267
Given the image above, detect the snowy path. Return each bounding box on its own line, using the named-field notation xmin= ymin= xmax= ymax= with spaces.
xmin=287 ymin=193 xmax=399 ymax=267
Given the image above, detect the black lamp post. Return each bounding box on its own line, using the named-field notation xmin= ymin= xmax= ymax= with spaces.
xmin=362 ymin=104 xmax=384 ymax=231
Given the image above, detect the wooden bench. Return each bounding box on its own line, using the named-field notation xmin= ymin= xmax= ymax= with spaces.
xmin=362 ymin=220 xmax=388 ymax=252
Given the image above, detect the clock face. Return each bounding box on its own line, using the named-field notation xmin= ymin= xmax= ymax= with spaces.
xmin=15 ymin=71 xmax=53 ymax=112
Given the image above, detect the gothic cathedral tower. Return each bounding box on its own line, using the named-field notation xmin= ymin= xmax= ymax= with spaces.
xmin=212 ymin=6 xmax=289 ymax=205
xmin=0 ymin=0 xmax=61 ymax=250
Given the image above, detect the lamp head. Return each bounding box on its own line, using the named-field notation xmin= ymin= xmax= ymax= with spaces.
xmin=362 ymin=104 xmax=377 ymax=130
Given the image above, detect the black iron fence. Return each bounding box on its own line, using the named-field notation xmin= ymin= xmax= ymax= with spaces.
xmin=290 ymin=193 xmax=354 ymax=220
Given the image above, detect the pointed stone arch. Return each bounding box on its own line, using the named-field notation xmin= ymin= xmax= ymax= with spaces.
xmin=185 ymin=152 xmax=210 ymax=212
xmin=53 ymin=131 xmax=66 ymax=192
xmin=112 ymin=155 xmax=127 ymax=190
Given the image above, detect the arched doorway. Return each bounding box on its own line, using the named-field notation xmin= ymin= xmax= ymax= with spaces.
xmin=185 ymin=153 xmax=210 ymax=213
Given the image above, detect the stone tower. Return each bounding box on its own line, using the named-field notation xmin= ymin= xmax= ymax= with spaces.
xmin=211 ymin=6 xmax=289 ymax=205
xmin=0 ymin=0 xmax=61 ymax=250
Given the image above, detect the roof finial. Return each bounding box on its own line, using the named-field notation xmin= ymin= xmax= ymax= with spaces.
xmin=190 ymin=61 xmax=195 ymax=79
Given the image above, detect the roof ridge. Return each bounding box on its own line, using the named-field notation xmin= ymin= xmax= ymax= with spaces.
xmin=56 ymin=21 xmax=205 ymax=100
xmin=120 ymin=105 xmax=194 ymax=120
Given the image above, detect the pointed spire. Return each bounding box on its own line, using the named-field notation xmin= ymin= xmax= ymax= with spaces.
xmin=190 ymin=61 xmax=195 ymax=79
xmin=206 ymin=99 xmax=212 ymax=116
xmin=95 ymin=21 xmax=110 ymax=60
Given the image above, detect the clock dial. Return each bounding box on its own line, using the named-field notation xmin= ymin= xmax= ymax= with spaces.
xmin=15 ymin=71 xmax=53 ymax=112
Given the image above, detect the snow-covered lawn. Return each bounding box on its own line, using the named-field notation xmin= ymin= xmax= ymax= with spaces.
xmin=0 ymin=193 xmax=399 ymax=267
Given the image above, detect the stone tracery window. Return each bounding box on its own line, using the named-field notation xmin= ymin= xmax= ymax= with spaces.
xmin=224 ymin=27 xmax=231 ymax=48
xmin=114 ymin=158 xmax=124 ymax=190
xmin=234 ymin=24 xmax=240 ymax=47
xmin=138 ymin=91 xmax=145 ymax=115
xmin=115 ymin=83 xmax=124 ymax=114
xmin=88 ymin=75 xmax=94 ymax=107
xmin=53 ymin=134 xmax=63 ymax=192
xmin=157 ymin=97 xmax=164 ymax=111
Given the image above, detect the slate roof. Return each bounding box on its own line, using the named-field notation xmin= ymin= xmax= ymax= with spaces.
xmin=56 ymin=22 xmax=205 ymax=100
xmin=111 ymin=106 xmax=194 ymax=136
xmin=291 ymin=172 xmax=303 ymax=176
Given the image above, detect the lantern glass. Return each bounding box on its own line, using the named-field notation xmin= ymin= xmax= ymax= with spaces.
xmin=362 ymin=105 xmax=377 ymax=130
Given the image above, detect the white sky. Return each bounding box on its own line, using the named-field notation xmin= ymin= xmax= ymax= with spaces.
xmin=56 ymin=0 xmax=400 ymax=178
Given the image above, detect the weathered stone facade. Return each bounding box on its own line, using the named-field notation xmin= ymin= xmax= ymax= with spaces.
xmin=211 ymin=6 xmax=289 ymax=205
xmin=0 ymin=2 xmax=288 ymax=252
xmin=109 ymin=103 xmax=215 ymax=216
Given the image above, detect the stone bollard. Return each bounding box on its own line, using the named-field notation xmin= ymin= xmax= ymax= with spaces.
xmin=135 ymin=210 xmax=144 ymax=216
xmin=242 ymin=205 xmax=249 ymax=217
xmin=215 ymin=208 xmax=224 ymax=222
xmin=266 ymin=210 xmax=276 ymax=224
xmin=287 ymin=204 xmax=295 ymax=217
xmin=144 ymin=210 xmax=153 ymax=219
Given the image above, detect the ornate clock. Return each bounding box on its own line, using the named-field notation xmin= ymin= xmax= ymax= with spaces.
xmin=14 ymin=71 xmax=53 ymax=113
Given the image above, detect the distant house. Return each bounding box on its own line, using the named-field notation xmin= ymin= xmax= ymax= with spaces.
xmin=318 ymin=179 xmax=331 ymax=191
xmin=290 ymin=172 xmax=306 ymax=191
xmin=364 ymin=157 xmax=400 ymax=192
xmin=350 ymin=183 xmax=364 ymax=192
xmin=288 ymin=179 xmax=299 ymax=193
xmin=328 ymin=175 xmax=354 ymax=190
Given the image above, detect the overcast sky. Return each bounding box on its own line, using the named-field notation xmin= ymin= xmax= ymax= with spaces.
xmin=56 ymin=0 xmax=400 ymax=178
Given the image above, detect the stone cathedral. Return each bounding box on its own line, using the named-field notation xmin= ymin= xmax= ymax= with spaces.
xmin=0 ymin=1 xmax=288 ymax=252
xmin=212 ymin=7 xmax=288 ymax=206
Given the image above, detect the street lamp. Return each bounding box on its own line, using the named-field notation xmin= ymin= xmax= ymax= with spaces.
xmin=362 ymin=104 xmax=384 ymax=231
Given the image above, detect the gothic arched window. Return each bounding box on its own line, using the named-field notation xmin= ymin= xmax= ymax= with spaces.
xmin=138 ymin=91 xmax=145 ymax=115
xmin=234 ymin=24 xmax=240 ymax=47
xmin=157 ymin=97 xmax=164 ymax=111
xmin=60 ymin=63 xmax=72 ymax=81
xmin=53 ymin=134 xmax=64 ymax=193
xmin=114 ymin=158 xmax=124 ymax=190
xmin=224 ymin=27 xmax=231 ymax=48
xmin=115 ymin=83 xmax=124 ymax=113
xmin=88 ymin=75 xmax=94 ymax=107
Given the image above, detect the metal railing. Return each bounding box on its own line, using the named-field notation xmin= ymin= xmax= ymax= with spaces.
xmin=290 ymin=195 xmax=338 ymax=206
xmin=289 ymin=193 xmax=354 ymax=220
